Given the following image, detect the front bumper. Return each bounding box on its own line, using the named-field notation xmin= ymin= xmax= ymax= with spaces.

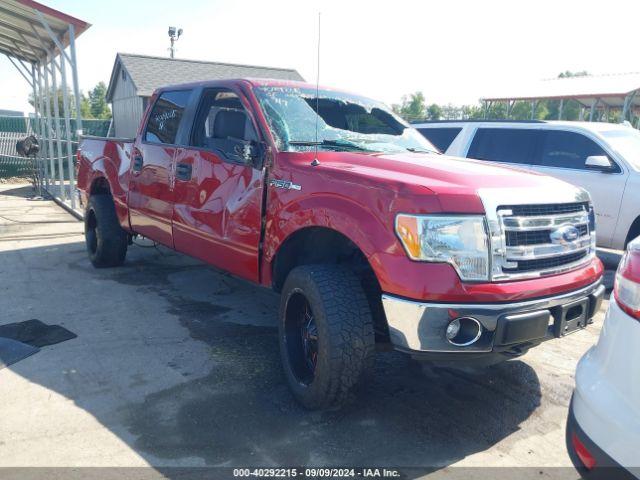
xmin=382 ymin=280 xmax=605 ymax=354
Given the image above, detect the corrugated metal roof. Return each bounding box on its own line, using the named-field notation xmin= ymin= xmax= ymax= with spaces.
xmin=0 ymin=0 xmax=90 ymax=63
xmin=482 ymin=72 xmax=640 ymax=108
xmin=106 ymin=52 xmax=305 ymax=101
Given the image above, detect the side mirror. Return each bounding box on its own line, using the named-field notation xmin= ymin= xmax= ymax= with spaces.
xmin=585 ymin=155 xmax=614 ymax=172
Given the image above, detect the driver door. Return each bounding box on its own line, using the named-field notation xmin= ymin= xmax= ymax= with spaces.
xmin=172 ymin=87 xmax=265 ymax=282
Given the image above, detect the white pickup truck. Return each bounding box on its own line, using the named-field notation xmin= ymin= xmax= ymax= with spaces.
xmin=413 ymin=120 xmax=640 ymax=250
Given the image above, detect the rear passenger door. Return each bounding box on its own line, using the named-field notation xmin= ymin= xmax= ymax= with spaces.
xmin=467 ymin=127 xmax=540 ymax=170
xmin=528 ymin=130 xmax=627 ymax=247
xmin=128 ymin=89 xmax=193 ymax=247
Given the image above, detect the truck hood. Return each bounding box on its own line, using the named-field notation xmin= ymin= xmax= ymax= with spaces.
xmin=315 ymin=150 xmax=590 ymax=212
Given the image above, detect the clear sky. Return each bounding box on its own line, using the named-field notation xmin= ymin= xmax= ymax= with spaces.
xmin=1 ymin=0 xmax=638 ymax=113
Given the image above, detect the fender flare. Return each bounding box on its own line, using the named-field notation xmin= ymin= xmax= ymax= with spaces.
xmin=263 ymin=194 xmax=398 ymax=285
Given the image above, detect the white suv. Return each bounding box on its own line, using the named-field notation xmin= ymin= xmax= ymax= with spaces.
xmin=567 ymin=237 xmax=640 ymax=478
xmin=413 ymin=121 xmax=640 ymax=250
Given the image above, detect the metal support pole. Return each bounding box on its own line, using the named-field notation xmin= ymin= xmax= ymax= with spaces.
xmin=48 ymin=53 xmax=65 ymax=199
xmin=506 ymin=100 xmax=514 ymax=119
xmin=29 ymin=63 xmax=42 ymax=196
xmin=42 ymin=58 xmax=56 ymax=193
xmin=35 ymin=10 xmax=73 ymax=66
xmin=530 ymin=100 xmax=537 ymax=120
xmin=621 ymin=91 xmax=636 ymax=122
xmin=68 ymin=24 xmax=83 ymax=137
xmin=59 ymin=51 xmax=76 ymax=209
xmin=558 ymin=99 xmax=564 ymax=120
xmin=483 ymin=101 xmax=491 ymax=119
xmin=35 ymin=63 xmax=49 ymax=190
xmin=5 ymin=54 xmax=33 ymax=86
xmin=589 ymin=99 xmax=599 ymax=122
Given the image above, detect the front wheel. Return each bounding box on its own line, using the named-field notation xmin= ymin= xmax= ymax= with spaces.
xmin=279 ymin=265 xmax=375 ymax=409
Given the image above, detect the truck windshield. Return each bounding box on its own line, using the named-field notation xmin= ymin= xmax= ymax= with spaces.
xmin=254 ymin=86 xmax=438 ymax=154
xmin=600 ymin=128 xmax=640 ymax=169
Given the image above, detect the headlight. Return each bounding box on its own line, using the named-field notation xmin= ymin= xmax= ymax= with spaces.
xmin=395 ymin=214 xmax=490 ymax=281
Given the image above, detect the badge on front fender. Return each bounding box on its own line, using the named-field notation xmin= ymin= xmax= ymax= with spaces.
xmin=269 ymin=179 xmax=301 ymax=191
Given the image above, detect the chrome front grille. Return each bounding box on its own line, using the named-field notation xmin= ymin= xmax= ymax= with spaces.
xmin=505 ymin=225 xmax=589 ymax=246
xmin=492 ymin=202 xmax=595 ymax=280
xmin=506 ymin=203 xmax=588 ymax=216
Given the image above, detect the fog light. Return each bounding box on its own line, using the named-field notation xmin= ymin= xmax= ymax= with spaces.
xmin=446 ymin=319 xmax=461 ymax=340
xmin=446 ymin=317 xmax=482 ymax=346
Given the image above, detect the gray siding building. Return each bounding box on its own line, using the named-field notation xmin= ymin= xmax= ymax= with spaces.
xmin=105 ymin=53 xmax=304 ymax=138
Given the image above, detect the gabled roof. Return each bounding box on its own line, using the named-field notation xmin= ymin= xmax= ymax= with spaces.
xmin=482 ymin=72 xmax=640 ymax=108
xmin=106 ymin=52 xmax=305 ymax=101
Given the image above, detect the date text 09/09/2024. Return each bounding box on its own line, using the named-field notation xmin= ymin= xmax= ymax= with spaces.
xmin=232 ymin=468 xmax=401 ymax=478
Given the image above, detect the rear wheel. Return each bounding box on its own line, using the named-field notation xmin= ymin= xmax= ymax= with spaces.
xmin=279 ymin=265 xmax=375 ymax=409
xmin=85 ymin=194 xmax=128 ymax=268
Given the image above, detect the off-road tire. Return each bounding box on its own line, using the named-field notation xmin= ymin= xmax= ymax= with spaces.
xmin=85 ymin=194 xmax=128 ymax=268
xmin=279 ymin=264 xmax=375 ymax=409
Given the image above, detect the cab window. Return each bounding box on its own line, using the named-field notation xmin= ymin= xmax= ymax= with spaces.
xmin=190 ymin=88 xmax=258 ymax=163
xmin=144 ymin=90 xmax=192 ymax=144
xmin=468 ymin=128 xmax=539 ymax=164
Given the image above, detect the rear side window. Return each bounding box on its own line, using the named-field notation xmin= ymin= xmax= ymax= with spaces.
xmin=468 ymin=128 xmax=539 ymax=165
xmin=144 ymin=90 xmax=192 ymax=144
xmin=417 ymin=127 xmax=461 ymax=153
xmin=539 ymin=131 xmax=612 ymax=170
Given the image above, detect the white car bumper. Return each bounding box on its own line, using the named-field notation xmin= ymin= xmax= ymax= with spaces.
xmin=571 ymin=299 xmax=640 ymax=475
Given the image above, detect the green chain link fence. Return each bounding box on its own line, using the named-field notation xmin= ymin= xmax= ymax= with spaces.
xmin=0 ymin=115 xmax=111 ymax=178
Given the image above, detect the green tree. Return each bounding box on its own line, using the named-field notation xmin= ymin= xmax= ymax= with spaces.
xmin=426 ymin=103 xmax=442 ymax=120
xmin=28 ymin=87 xmax=75 ymax=117
xmin=28 ymin=81 xmax=112 ymax=120
xmin=88 ymin=82 xmax=111 ymax=119
xmin=392 ymin=92 xmax=427 ymax=121
xmin=80 ymin=93 xmax=92 ymax=119
xmin=462 ymin=104 xmax=484 ymax=119
xmin=393 ymin=70 xmax=609 ymax=123
xmin=508 ymin=101 xmax=530 ymax=119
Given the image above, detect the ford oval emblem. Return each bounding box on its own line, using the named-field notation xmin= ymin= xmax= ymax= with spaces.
xmin=550 ymin=225 xmax=580 ymax=244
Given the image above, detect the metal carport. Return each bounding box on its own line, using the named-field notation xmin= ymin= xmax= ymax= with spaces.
xmin=0 ymin=0 xmax=89 ymax=210
xmin=481 ymin=72 xmax=640 ymax=125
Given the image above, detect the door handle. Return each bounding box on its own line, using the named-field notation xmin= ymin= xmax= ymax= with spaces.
xmin=175 ymin=162 xmax=192 ymax=181
xmin=132 ymin=154 xmax=143 ymax=173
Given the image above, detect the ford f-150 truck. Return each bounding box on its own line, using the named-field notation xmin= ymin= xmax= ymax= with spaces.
xmin=77 ymin=78 xmax=605 ymax=409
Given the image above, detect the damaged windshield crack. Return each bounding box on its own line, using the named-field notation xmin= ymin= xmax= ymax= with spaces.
xmin=255 ymin=86 xmax=439 ymax=155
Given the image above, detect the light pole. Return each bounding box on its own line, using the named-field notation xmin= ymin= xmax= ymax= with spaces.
xmin=168 ymin=26 xmax=183 ymax=59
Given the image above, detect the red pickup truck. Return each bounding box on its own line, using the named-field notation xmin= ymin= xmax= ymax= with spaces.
xmin=77 ymin=78 xmax=605 ymax=409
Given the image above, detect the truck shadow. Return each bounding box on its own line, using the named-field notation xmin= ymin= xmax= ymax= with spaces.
xmin=2 ymin=239 xmax=542 ymax=478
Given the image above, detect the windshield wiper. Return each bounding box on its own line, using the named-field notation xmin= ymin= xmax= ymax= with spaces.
xmin=288 ymin=139 xmax=372 ymax=152
xmin=406 ymin=147 xmax=441 ymax=154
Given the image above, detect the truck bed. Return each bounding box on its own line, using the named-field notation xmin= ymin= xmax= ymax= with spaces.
xmin=77 ymin=136 xmax=135 ymax=229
